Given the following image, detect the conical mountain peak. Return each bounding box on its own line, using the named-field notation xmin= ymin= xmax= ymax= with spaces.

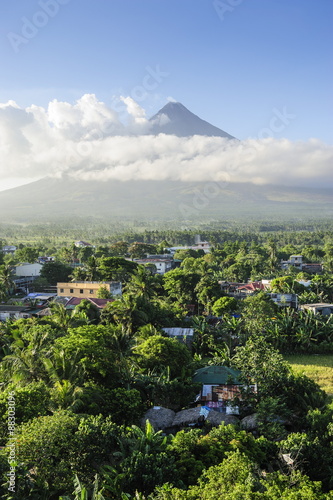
xmin=149 ymin=101 xmax=236 ymax=139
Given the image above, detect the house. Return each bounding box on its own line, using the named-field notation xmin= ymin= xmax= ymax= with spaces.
xmin=300 ymin=303 xmax=333 ymax=316
xmin=23 ymin=293 xmax=57 ymax=307
xmin=162 ymin=327 xmax=194 ymax=345
xmin=134 ymin=258 xmax=173 ymax=275
xmin=2 ymin=245 xmax=17 ymax=254
xmin=166 ymin=242 xmax=211 ymax=255
xmin=192 ymin=366 xmax=249 ymax=415
xmin=57 ymin=281 xmax=122 ymax=299
xmin=0 ymin=305 xmax=33 ymax=322
xmin=281 ymin=255 xmax=303 ymax=270
xmin=218 ymin=281 xmax=242 ymax=294
xmin=74 ymin=241 xmax=94 ymax=248
xmin=38 ymin=256 xmax=55 ymax=264
xmin=13 ymin=276 xmax=38 ymax=294
xmin=269 ymin=293 xmax=298 ymax=308
xmin=192 ymin=241 xmax=211 ymax=253
xmin=301 ymin=263 xmax=323 ymax=273
xmin=235 ymin=281 xmax=266 ymax=296
xmin=281 ymin=255 xmax=322 ymax=274
xmin=15 ymin=263 xmax=43 ymax=277
xmin=13 ymin=263 xmax=44 ymax=294
xmin=290 ymin=255 xmax=303 ymax=266
xmin=218 ymin=281 xmax=266 ymax=297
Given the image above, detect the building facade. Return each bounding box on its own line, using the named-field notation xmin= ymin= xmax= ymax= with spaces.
xmin=300 ymin=303 xmax=333 ymax=316
xmin=57 ymin=281 xmax=122 ymax=298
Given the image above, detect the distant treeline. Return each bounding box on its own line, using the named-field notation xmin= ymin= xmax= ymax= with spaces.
xmin=1 ymin=217 xmax=333 ymax=248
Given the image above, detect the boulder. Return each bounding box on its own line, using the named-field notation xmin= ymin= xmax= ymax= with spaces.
xmin=206 ymin=412 xmax=240 ymax=427
xmin=241 ymin=413 xmax=259 ymax=431
xmin=141 ymin=406 xmax=175 ymax=431
xmin=172 ymin=407 xmax=203 ymax=427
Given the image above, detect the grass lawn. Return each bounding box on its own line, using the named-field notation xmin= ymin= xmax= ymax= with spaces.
xmin=284 ymin=354 xmax=333 ymax=399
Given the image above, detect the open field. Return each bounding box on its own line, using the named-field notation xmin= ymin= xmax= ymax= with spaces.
xmin=284 ymin=354 xmax=333 ymax=399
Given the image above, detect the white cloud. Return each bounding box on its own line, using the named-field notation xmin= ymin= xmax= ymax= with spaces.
xmin=0 ymin=95 xmax=332 ymax=192
xmin=120 ymin=96 xmax=147 ymax=124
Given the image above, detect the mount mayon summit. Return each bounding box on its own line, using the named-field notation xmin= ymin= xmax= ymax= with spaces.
xmin=149 ymin=102 xmax=236 ymax=138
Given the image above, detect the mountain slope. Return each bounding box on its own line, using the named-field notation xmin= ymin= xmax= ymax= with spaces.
xmin=149 ymin=102 xmax=236 ymax=138
xmin=0 ymin=176 xmax=332 ymax=223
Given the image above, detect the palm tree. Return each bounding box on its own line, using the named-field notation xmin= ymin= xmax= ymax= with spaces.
xmin=49 ymin=302 xmax=90 ymax=330
xmin=43 ymin=349 xmax=85 ymax=411
xmin=85 ymin=256 xmax=99 ymax=281
xmin=43 ymin=348 xmax=84 ymax=385
xmin=2 ymin=329 xmax=52 ymax=385
xmin=0 ymin=320 xmax=14 ymax=360
xmin=49 ymin=302 xmax=74 ymax=330
xmin=105 ymin=294 xmax=148 ymax=334
xmin=108 ymin=326 xmax=136 ymax=387
xmin=124 ymin=267 xmax=158 ymax=303
xmin=0 ymin=264 xmax=14 ymax=298
xmin=208 ymin=343 xmax=232 ymax=367
xmin=191 ymin=316 xmax=214 ymax=356
xmin=70 ymin=266 xmax=88 ymax=281
xmin=50 ymin=379 xmax=84 ymax=412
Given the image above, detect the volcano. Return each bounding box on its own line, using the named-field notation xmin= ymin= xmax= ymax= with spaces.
xmin=149 ymin=101 xmax=236 ymax=138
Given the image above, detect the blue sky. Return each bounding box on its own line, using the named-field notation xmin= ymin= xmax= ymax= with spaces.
xmin=1 ymin=0 xmax=332 ymax=142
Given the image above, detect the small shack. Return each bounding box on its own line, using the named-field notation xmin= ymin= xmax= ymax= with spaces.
xmin=193 ymin=365 xmax=245 ymax=415
xmin=162 ymin=327 xmax=194 ymax=346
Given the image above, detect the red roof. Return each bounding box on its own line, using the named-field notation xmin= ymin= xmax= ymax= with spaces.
xmin=65 ymin=297 xmax=114 ymax=309
xmin=237 ymin=282 xmax=265 ymax=292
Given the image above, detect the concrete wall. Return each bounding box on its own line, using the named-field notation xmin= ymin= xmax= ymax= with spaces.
xmin=57 ymin=281 xmax=122 ymax=298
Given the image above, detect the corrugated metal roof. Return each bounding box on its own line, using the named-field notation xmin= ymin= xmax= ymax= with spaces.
xmin=163 ymin=327 xmax=194 ymax=336
xmin=192 ymin=366 xmax=242 ymax=385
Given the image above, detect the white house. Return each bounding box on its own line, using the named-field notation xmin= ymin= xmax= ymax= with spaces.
xmin=15 ymin=263 xmax=43 ymax=277
xmin=134 ymin=258 xmax=173 ymax=275
xmin=0 ymin=305 xmax=32 ymax=322
xmin=2 ymin=245 xmax=17 ymax=254
xmin=166 ymin=242 xmax=211 ymax=255
xmin=269 ymin=293 xmax=298 ymax=308
xmin=280 ymin=256 xmax=322 ymax=274
xmin=74 ymin=241 xmax=94 ymax=248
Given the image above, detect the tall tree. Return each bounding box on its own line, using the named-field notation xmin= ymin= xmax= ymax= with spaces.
xmin=0 ymin=264 xmax=14 ymax=298
xmin=125 ymin=267 xmax=159 ymax=303
xmin=40 ymin=261 xmax=72 ymax=285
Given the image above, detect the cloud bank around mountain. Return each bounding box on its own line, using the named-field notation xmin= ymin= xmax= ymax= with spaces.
xmin=0 ymin=94 xmax=332 ymax=191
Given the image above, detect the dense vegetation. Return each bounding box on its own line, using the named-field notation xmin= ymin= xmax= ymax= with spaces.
xmin=1 ymin=218 xmax=333 ymax=247
xmin=0 ymin=222 xmax=332 ymax=499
